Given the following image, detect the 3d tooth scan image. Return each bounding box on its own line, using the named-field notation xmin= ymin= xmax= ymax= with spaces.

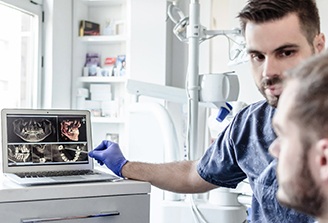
xmin=12 ymin=118 xmax=54 ymax=142
xmin=60 ymin=120 xmax=81 ymax=141
xmin=58 ymin=117 xmax=87 ymax=142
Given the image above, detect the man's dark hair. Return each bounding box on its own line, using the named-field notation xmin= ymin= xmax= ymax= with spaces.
xmin=237 ymin=0 xmax=320 ymax=45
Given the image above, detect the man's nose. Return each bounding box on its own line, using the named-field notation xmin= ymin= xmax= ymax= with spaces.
xmin=269 ymin=139 xmax=280 ymax=158
xmin=263 ymin=57 xmax=279 ymax=78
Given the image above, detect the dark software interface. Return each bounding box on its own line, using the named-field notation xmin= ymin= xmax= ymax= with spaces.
xmin=6 ymin=114 xmax=89 ymax=167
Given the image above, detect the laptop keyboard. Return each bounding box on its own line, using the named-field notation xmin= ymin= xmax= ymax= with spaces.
xmin=16 ymin=170 xmax=98 ymax=178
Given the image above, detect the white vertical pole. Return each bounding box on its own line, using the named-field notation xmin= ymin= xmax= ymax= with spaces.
xmin=187 ymin=0 xmax=200 ymax=161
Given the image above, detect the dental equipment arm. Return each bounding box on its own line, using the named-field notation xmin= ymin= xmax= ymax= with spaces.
xmin=168 ymin=0 xmax=241 ymax=161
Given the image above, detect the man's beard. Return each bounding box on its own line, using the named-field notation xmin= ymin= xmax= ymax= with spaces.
xmin=277 ymin=146 xmax=324 ymax=216
xmin=258 ymin=76 xmax=283 ymax=107
xmin=263 ymin=92 xmax=279 ymax=108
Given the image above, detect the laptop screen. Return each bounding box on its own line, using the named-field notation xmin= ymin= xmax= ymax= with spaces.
xmin=1 ymin=109 xmax=93 ymax=173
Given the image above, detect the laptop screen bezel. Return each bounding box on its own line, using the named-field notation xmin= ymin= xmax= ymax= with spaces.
xmin=1 ymin=108 xmax=94 ymax=174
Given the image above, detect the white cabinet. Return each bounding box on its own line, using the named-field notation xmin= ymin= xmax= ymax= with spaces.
xmin=72 ymin=0 xmax=129 ymax=149
xmin=0 ymin=178 xmax=150 ymax=222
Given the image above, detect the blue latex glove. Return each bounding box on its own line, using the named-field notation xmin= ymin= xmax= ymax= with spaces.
xmin=88 ymin=140 xmax=128 ymax=177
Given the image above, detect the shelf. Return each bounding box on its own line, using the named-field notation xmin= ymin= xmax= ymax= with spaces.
xmin=91 ymin=116 xmax=125 ymax=124
xmin=79 ymin=35 xmax=126 ymax=44
xmin=81 ymin=0 xmax=124 ymax=7
xmin=73 ymin=0 xmax=129 ymax=150
xmin=78 ymin=76 xmax=126 ymax=83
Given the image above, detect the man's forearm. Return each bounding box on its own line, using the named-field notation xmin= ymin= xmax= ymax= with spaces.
xmin=121 ymin=160 xmax=217 ymax=193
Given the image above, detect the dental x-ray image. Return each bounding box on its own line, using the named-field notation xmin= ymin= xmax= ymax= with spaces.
xmin=7 ymin=144 xmax=32 ymax=163
xmin=8 ymin=143 xmax=88 ymax=165
xmin=53 ymin=144 xmax=88 ymax=162
xmin=8 ymin=144 xmax=88 ymax=165
xmin=32 ymin=144 xmax=53 ymax=163
xmin=8 ymin=117 xmax=57 ymax=143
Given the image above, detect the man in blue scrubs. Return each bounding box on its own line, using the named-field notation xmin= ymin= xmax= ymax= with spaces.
xmin=270 ymin=50 xmax=328 ymax=223
xmin=89 ymin=0 xmax=326 ymax=222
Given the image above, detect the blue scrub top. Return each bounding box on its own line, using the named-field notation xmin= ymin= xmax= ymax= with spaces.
xmin=197 ymin=100 xmax=315 ymax=223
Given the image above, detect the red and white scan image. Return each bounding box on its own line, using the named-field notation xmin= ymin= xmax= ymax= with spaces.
xmin=60 ymin=119 xmax=81 ymax=141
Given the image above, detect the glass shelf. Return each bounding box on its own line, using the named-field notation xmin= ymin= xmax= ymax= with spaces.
xmin=78 ymin=35 xmax=126 ymax=44
xmin=78 ymin=76 xmax=127 ymax=83
xmin=81 ymin=0 xmax=124 ymax=7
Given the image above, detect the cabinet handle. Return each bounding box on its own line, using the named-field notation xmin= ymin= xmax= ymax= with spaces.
xmin=21 ymin=211 xmax=120 ymax=222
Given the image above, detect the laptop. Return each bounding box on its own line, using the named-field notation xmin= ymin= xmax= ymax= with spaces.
xmin=1 ymin=108 xmax=121 ymax=185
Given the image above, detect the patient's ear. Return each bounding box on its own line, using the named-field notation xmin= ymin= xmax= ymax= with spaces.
xmin=316 ymin=139 xmax=328 ymax=181
xmin=314 ymin=33 xmax=326 ymax=53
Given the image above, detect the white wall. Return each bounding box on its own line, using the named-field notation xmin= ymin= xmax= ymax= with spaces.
xmin=317 ymin=0 xmax=328 ymax=40
xmin=43 ymin=0 xmax=72 ymax=109
xmin=128 ymin=0 xmax=167 ymax=84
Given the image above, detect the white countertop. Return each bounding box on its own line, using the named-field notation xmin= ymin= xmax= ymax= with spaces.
xmin=0 ymin=175 xmax=151 ymax=203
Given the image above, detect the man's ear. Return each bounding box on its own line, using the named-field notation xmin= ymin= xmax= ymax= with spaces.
xmin=316 ymin=139 xmax=328 ymax=181
xmin=314 ymin=33 xmax=326 ymax=53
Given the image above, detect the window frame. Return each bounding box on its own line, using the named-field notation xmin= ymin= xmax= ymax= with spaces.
xmin=0 ymin=0 xmax=43 ymax=108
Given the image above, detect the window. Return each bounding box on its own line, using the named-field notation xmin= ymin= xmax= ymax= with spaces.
xmin=0 ymin=0 xmax=42 ymax=109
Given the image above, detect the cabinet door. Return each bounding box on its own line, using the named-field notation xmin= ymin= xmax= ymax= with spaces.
xmin=0 ymin=194 xmax=149 ymax=223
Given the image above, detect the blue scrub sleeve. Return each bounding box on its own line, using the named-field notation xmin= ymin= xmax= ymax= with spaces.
xmin=197 ymin=124 xmax=247 ymax=188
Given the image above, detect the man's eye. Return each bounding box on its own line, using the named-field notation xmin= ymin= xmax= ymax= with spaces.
xmin=250 ymin=53 xmax=265 ymax=61
xmin=279 ymin=50 xmax=295 ymax=58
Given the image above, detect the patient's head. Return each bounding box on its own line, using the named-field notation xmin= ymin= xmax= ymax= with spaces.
xmin=269 ymin=50 xmax=328 ymax=220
